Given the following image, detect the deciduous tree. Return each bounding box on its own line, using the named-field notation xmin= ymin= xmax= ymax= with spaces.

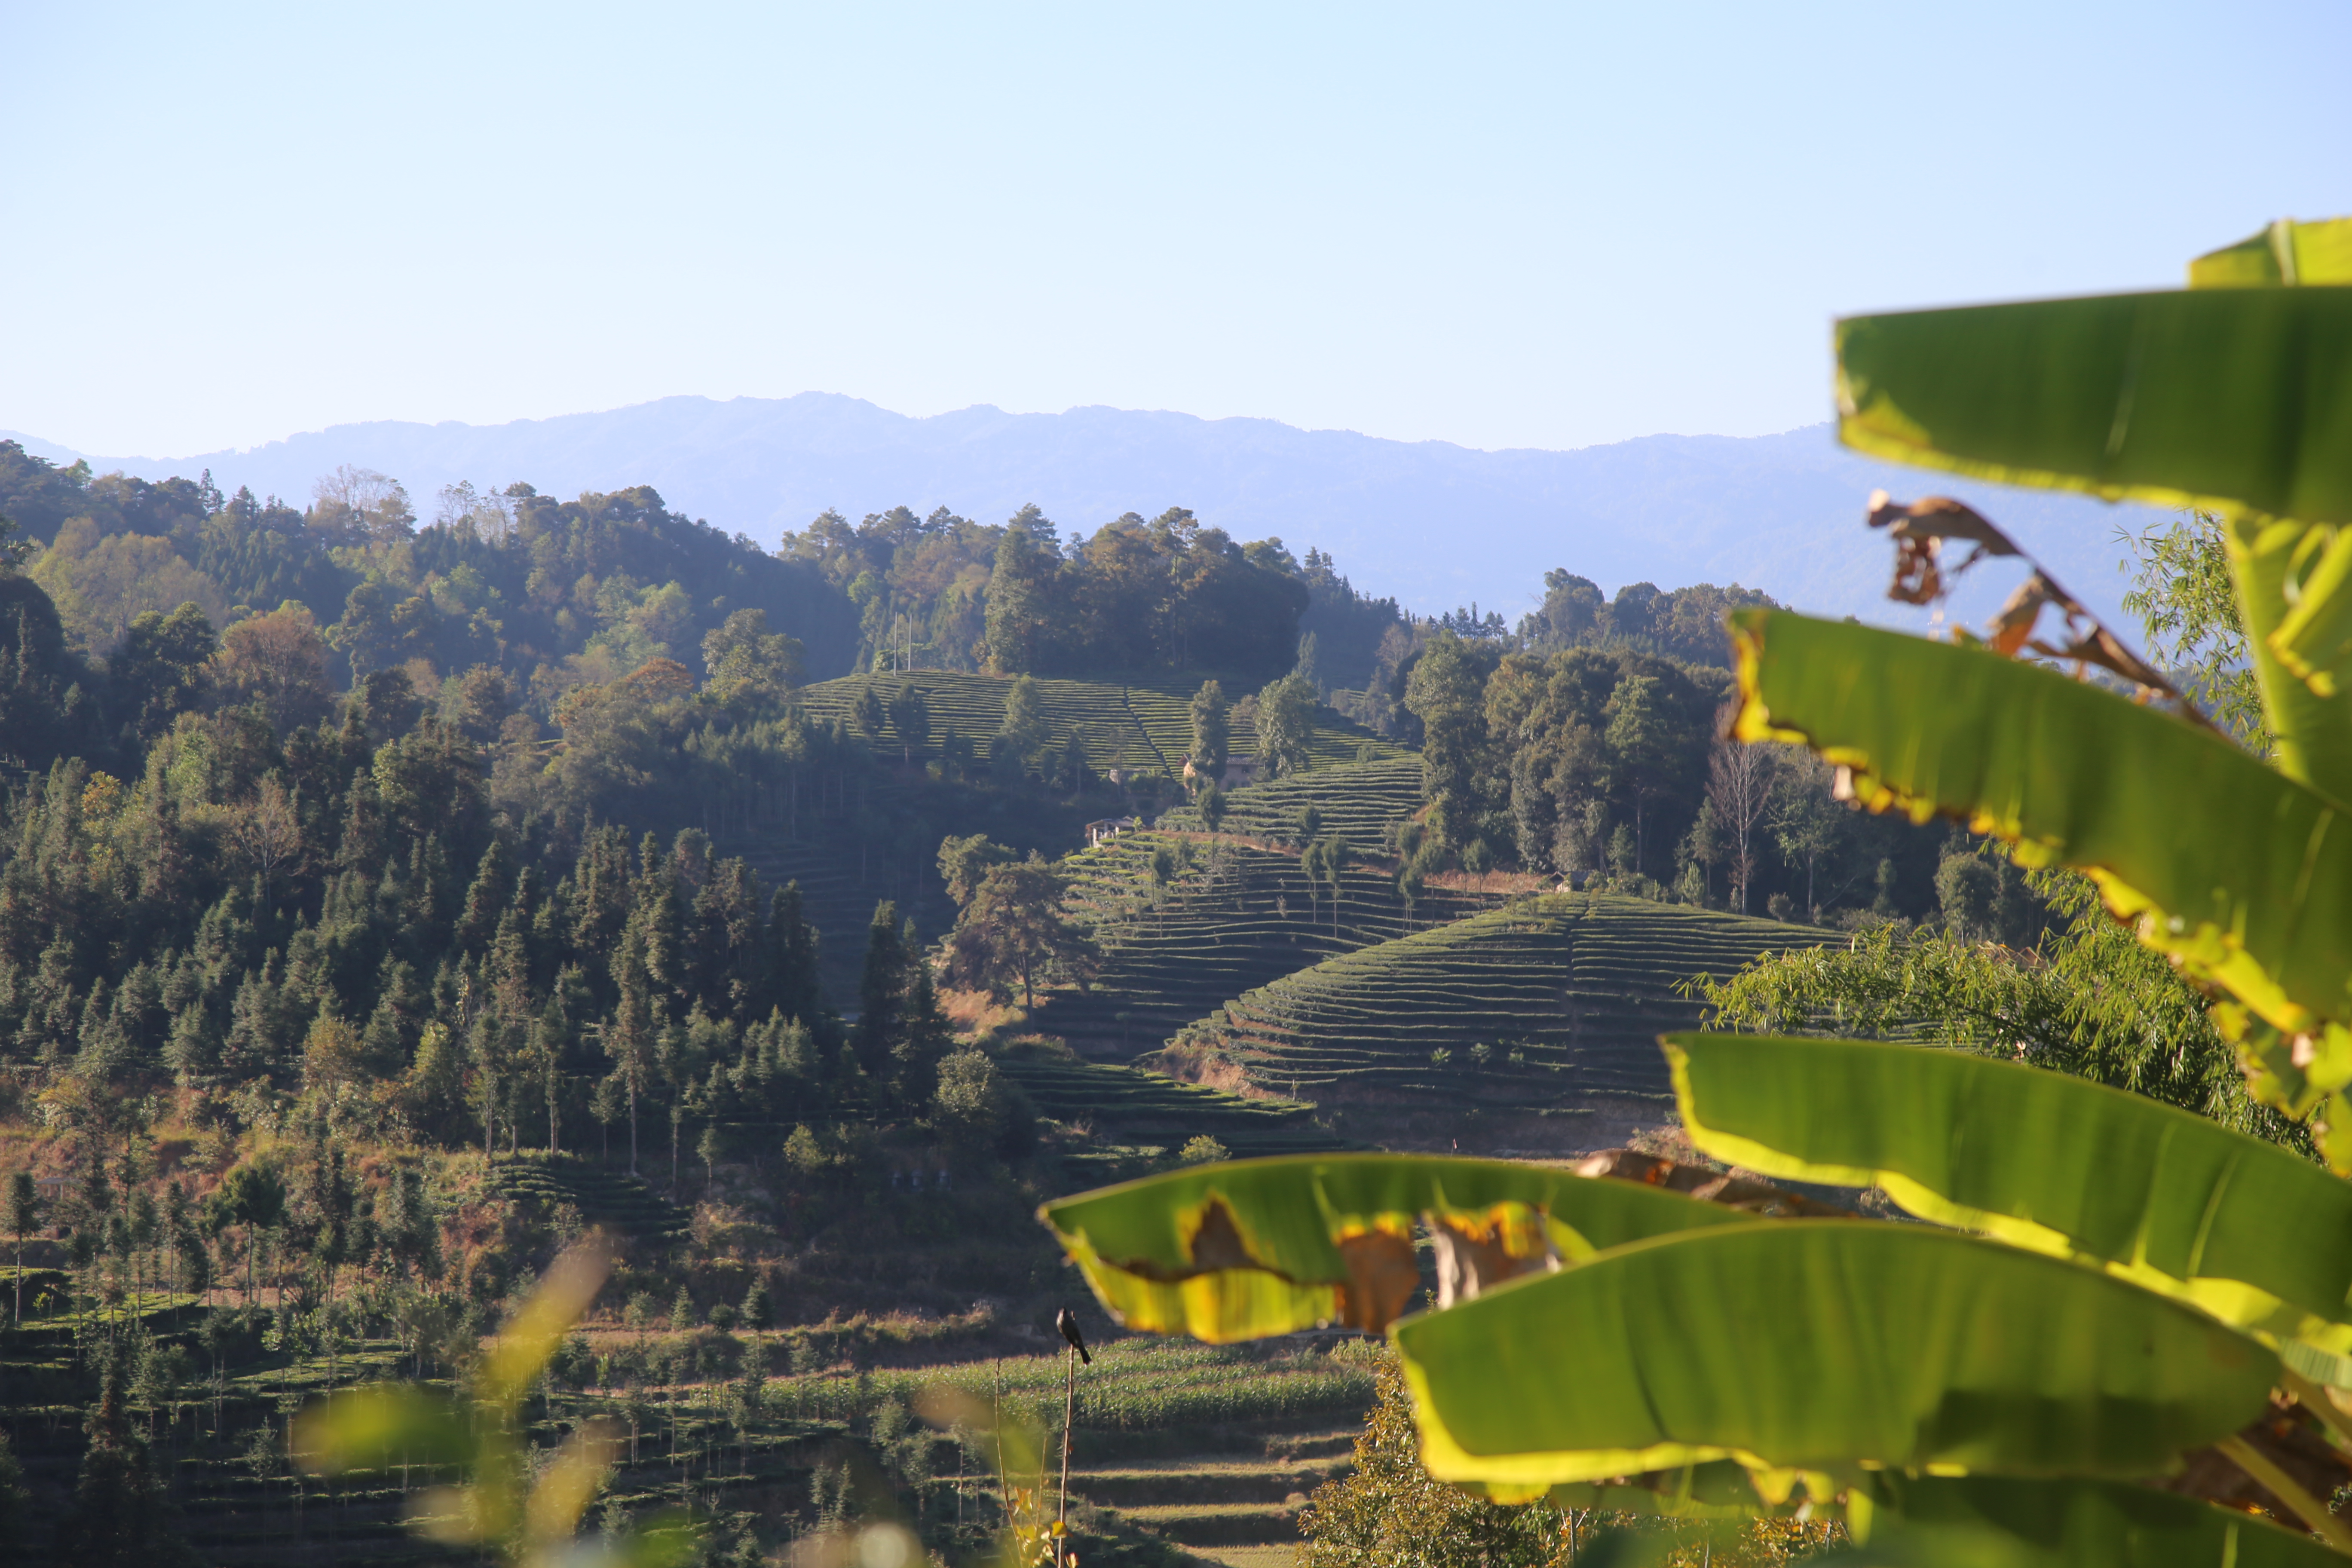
xmin=943 ymin=858 xmax=1096 ymax=1011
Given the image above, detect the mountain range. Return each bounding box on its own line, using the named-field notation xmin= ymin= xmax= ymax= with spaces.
xmin=6 ymin=393 xmax=2171 ymax=628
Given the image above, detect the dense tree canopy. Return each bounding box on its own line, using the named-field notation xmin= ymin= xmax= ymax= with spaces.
xmin=784 ymin=502 xmax=1313 ymax=683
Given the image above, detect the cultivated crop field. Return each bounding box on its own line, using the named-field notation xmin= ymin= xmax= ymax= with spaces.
xmin=994 ymin=1041 xmax=1351 ymax=1161
xmin=799 ymin=671 xmax=1406 ymax=777
xmin=1157 ymin=755 xmax=1427 ymax=845
xmin=1035 ymin=829 xmax=1506 ymax=1058
xmin=1182 ymin=893 xmax=1837 ymax=1109
xmin=773 ymin=1336 xmax=1375 ymax=1435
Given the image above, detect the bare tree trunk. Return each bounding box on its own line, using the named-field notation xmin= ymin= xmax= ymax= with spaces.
xmin=1706 ymin=715 xmax=1774 ymax=916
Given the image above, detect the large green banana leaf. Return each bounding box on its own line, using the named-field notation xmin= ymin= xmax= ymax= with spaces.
xmin=2190 ymin=217 xmax=2352 ymax=289
xmin=1536 ymin=1467 xmax=2351 ymax=1564
xmin=1729 ymin=607 xmax=2352 ymax=1056
xmin=2218 ymin=511 xmax=2352 ymax=794
xmin=1540 ymin=1459 xmax=1787 ymax=1522
xmin=1834 ymin=288 xmax=2352 ymax=529
xmin=1663 ymin=1032 xmax=2352 ymax=1375
xmin=1853 ymin=1473 xmax=2346 ymax=1568
xmin=1036 ymin=1153 xmax=1753 ymax=1341
xmin=1392 ymin=1220 xmax=2274 ymax=1491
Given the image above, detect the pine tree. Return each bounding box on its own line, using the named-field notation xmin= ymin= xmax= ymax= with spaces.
xmin=606 ymin=927 xmax=656 ymax=1175
xmin=765 ymin=881 xmax=825 ymax=1027
xmin=453 ymin=838 xmax=513 ymax=952
xmin=1188 ymin=679 xmax=1230 ymax=790
xmin=852 ymin=902 xmax=905 ymax=1079
xmin=892 ymin=917 xmax=951 ymax=1107
xmin=55 ymin=1363 xmax=193 ymax=1567
xmin=6 ymin=1171 xmax=36 ymax=1324
xmin=742 ymin=1279 xmax=774 ymax=1345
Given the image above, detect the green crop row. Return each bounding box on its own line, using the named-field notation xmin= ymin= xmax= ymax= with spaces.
xmin=799 ymin=671 xmax=1406 ymax=778
xmin=767 ymin=1340 xmax=1374 ymax=1433
xmin=1182 ymin=894 xmax=1834 ymax=1107
xmin=1033 ymin=831 xmax=1507 ymax=1057
xmin=1158 ymin=756 xmax=1425 ymax=844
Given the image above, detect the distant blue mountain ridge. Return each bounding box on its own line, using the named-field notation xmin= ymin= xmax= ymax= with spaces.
xmin=4 ymin=392 xmax=2171 ymax=632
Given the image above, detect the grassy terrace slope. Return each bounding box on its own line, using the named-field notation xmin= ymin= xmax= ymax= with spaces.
xmin=1031 ymin=829 xmax=1506 ymax=1059
xmin=799 ymin=671 xmax=1406 ymax=776
xmin=994 ymin=1042 xmax=1351 ymax=1173
xmin=1185 ymin=893 xmax=1835 ymax=1109
xmin=1158 ymin=755 xmax=1425 ymax=845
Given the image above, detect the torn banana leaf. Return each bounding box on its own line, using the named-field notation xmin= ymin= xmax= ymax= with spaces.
xmin=1730 ymin=608 xmax=2352 ymax=1051
xmin=1391 ymin=1220 xmax=2275 ymax=1492
xmin=1853 ymin=1472 xmax=2346 ymax=1568
xmin=1037 ymin=1153 xmax=1754 ymax=1341
xmin=1834 ymin=286 xmax=2352 ymax=528
xmin=1665 ymin=1032 xmax=2352 ymax=1379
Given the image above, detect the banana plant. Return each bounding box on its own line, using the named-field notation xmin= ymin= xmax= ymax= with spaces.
xmin=1038 ymin=220 xmax=2352 ymax=1565
xmin=1765 ymin=214 xmax=2352 ymax=1164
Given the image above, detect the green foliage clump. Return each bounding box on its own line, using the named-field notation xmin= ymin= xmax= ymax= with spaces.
xmin=1693 ymin=870 xmax=2300 ymax=1149
xmin=1299 ymin=1348 xmax=1838 ymax=1568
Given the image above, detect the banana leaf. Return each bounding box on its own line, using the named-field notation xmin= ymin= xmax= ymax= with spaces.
xmin=1850 ymin=1472 xmax=2346 ymax=1567
xmin=1391 ymin=1220 xmax=2275 ymax=1491
xmin=1834 ymin=287 xmax=2352 ymax=527
xmin=2219 ymin=512 xmax=2352 ymax=795
xmin=1539 ymin=1459 xmax=1788 ymax=1522
xmin=1664 ymin=1032 xmax=2352 ymax=1375
xmin=1730 ymin=607 xmax=2352 ymax=1049
xmin=2190 ymin=218 xmax=2352 ymax=289
xmin=1036 ymin=1153 xmax=1754 ymax=1341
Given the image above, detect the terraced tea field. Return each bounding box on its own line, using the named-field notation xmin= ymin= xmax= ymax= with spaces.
xmin=1032 ymin=830 xmax=1506 ymax=1058
xmin=1184 ymin=893 xmax=1836 ymax=1110
xmin=778 ymin=1338 xmax=1375 ymax=1563
xmin=994 ymin=1042 xmax=1351 ymax=1167
xmin=799 ymin=671 xmax=1405 ymax=777
xmin=1157 ymin=756 xmax=1426 ymax=846
xmin=0 ymin=1300 xmax=1354 ymax=1567
xmin=485 ymin=1151 xmax=695 ymax=1243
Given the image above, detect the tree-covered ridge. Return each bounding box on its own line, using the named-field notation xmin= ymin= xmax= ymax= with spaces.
xmin=1384 ymin=631 xmax=1942 ymax=918
xmin=0 ymin=443 xmax=857 ymax=689
xmin=783 ymin=502 xmax=1326 ymax=684
xmin=1515 ymin=572 xmax=1782 ymax=667
xmin=0 ymin=705 xmax=971 ymax=1169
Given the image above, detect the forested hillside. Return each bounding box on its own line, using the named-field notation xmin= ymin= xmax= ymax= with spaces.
xmin=0 ymin=440 xmax=1986 ymax=1565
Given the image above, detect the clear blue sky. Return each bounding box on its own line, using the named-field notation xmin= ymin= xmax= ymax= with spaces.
xmin=5 ymin=0 xmax=2346 ymax=459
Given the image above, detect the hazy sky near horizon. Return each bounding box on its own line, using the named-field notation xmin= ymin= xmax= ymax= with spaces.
xmin=6 ymin=1 xmax=2347 ymax=461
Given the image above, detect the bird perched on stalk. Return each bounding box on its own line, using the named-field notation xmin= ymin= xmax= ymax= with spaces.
xmin=1056 ymin=1305 xmax=1090 ymax=1364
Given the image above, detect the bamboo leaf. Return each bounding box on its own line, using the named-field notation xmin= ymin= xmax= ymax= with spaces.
xmin=1728 ymin=608 xmax=2352 ymax=1058
xmin=1036 ymin=1153 xmax=1754 ymax=1341
xmin=525 ymin=1416 xmax=624 ymax=1548
xmin=1854 ymin=1472 xmax=2348 ymax=1567
xmin=1663 ymin=1032 xmax=2352 ymax=1376
xmin=477 ymin=1235 xmax=611 ymax=1410
xmin=1834 ymin=286 xmax=2352 ymax=528
xmin=295 ymin=1384 xmax=477 ymax=1474
xmin=1391 ymin=1221 xmax=2275 ymax=1491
